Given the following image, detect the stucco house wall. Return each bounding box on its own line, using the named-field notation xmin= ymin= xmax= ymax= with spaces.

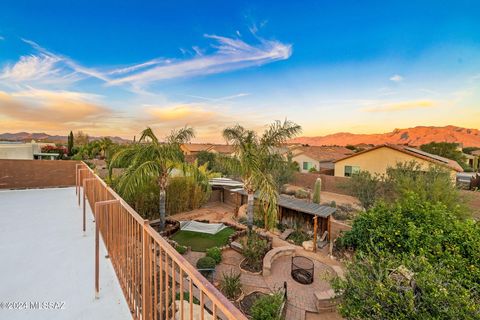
xmin=293 ymin=153 xmax=319 ymax=172
xmin=334 ymin=146 xmax=457 ymax=179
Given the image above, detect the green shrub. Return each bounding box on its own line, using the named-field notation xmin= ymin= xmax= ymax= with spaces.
xmin=287 ymin=230 xmax=310 ymax=245
xmin=219 ymin=270 xmax=242 ymax=300
xmin=242 ymin=234 xmax=269 ymax=271
xmin=175 ymin=244 xmax=187 ymax=254
xmin=251 ymin=292 xmax=284 ymax=320
xmin=175 ymin=292 xmax=200 ymax=304
xmin=206 ymin=247 xmax=222 ymax=264
xmin=294 ymin=188 xmax=309 ymax=199
xmin=196 ymin=256 xmax=216 ymax=270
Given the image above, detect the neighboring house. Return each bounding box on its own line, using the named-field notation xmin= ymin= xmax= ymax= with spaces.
xmin=289 ymin=145 xmax=354 ymax=173
xmin=0 ymin=140 xmax=58 ymax=160
xmin=334 ymin=144 xmax=463 ymax=179
xmin=181 ymin=143 xmax=235 ymax=157
xmin=180 ymin=143 xmax=214 ymax=155
xmin=209 ymin=144 xmax=235 ymax=157
xmin=464 ymin=151 xmax=479 ymax=172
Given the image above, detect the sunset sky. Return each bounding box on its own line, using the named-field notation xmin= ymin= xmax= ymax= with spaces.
xmin=0 ymin=1 xmax=479 ymax=142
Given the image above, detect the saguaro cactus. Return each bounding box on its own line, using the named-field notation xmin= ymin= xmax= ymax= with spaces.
xmin=312 ymin=177 xmax=321 ymax=204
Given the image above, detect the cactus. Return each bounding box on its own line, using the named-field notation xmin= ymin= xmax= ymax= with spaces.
xmin=312 ymin=178 xmax=321 ymax=204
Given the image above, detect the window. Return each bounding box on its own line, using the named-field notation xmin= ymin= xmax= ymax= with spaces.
xmin=303 ymin=162 xmax=312 ymax=170
xmin=344 ymin=165 xmax=360 ymax=177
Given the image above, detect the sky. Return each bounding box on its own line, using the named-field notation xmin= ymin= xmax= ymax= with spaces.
xmin=0 ymin=0 xmax=479 ymax=142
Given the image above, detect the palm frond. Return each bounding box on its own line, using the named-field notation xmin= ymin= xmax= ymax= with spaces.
xmin=260 ymin=119 xmax=302 ymax=147
xmin=167 ymin=126 xmax=195 ymax=144
xmin=139 ymin=127 xmax=159 ymax=144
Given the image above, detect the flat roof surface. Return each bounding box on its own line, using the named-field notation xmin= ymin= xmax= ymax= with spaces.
xmin=0 ymin=187 xmax=131 ymax=320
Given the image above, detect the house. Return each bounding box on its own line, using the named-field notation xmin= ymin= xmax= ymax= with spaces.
xmin=180 ymin=143 xmax=235 ymax=156
xmin=209 ymin=144 xmax=235 ymax=156
xmin=0 ymin=140 xmax=59 ymax=160
xmin=464 ymin=150 xmax=479 ymax=172
xmin=334 ymin=144 xmax=463 ymax=179
xmin=180 ymin=143 xmax=214 ymax=155
xmin=289 ymin=146 xmax=354 ymax=173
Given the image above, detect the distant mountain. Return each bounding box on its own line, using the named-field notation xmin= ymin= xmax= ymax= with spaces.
xmin=0 ymin=132 xmax=131 ymax=144
xmin=289 ymin=126 xmax=480 ymax=147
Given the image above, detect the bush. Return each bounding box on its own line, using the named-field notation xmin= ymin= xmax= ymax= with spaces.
xmin=251 ymin=292 xmax=284 ymax=320
xmin=334 ymin=194 xmax=480 ymax=318
xmin=175 ymin=292 xmax=200 ymax=304
xmin=219 ymin=270 xmax=242 ymax=300
xmin=294 ymin=188 xmax=309 ymax=199
xmin=196 ymin=257 xmax=216 ymax=270
xmin=205 ymin=247 xmax=222 ymax=264
xmin=242 ymin=234 xmax=269 ymax=271
xmin=287 ymin=230 xmax=310 ymax=245
xmin=175 ymin=244 xmax=187 ymax=254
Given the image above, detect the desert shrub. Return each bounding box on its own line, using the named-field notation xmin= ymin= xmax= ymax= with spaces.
xmin=166 ymin=176 xmax=210 ymax=215
xmin=334 ymin=194 xmax=480 ymax=318
xmin=242 ymin=234 xmax=269 ymax=271
xmin=219 ymin=270 xmax=242 ymax=300
xmin=250 ymin=291 xmax=284 ymax=320
xmin=308 ymin=167 xmax=318 ymax=173
xmin=287 ymin=230 xmax=310 ymax=245
xmin=196 ymin=257 xmax=216 ymax=270
xmin=175 ymin=244 xmax=187 ymax=254
xmin=342 ymin=170 xmax=382 ymax=209
xmin=294 ymin=188 xmax=309 ymax=199
xmin=205 ymin=247 xmax=222 ymax=264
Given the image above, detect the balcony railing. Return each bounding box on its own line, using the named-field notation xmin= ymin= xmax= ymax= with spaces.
xmin=76 ymin=162 xmax=247 ymax=320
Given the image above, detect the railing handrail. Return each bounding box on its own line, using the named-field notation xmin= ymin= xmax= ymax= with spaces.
xmin=77 ymin=161 xmax=247 ymax=320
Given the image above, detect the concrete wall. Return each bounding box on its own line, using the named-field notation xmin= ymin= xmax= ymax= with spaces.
xmin=291 ymin=172 xmax=351 ymax=195
xmin=0 ymin=159 xmax=79 ymax=189
xmin=0 ymin=142 xmax=55 ymax=160
xmin=334 ymin=146 xmax=457 ymax=179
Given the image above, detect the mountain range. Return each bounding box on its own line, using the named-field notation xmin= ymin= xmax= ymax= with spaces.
xmin=0 ymin=132 xmax=130 ymax=144
xmin=288 ymin=126 xmax=480 ymax=147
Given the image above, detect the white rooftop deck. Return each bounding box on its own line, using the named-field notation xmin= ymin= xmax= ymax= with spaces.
xmin=0 ymin=187 xmax=131 ymax=320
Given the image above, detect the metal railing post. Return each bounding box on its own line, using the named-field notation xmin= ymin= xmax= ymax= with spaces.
xmin=94 ymin=200 xmax=120 ymax=299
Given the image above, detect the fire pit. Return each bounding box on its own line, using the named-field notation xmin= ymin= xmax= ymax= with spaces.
xmin=291 ymin=256 xmax=314 ymax=284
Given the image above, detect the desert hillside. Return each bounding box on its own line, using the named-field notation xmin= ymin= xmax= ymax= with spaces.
xmin=289 ymin=126 xmax=480 ymax=147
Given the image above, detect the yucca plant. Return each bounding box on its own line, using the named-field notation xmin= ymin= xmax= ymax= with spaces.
xmin=219 ymin=270 xmax=242 ymax=300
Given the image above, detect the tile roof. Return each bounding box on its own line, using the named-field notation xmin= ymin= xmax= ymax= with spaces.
xmin=292 ymin=146 xmax=354 ymax=162
xmin=334 ymin=144 xmax=463 ymax=172
xmin=209 ymin=144 xmax=235 ymax=154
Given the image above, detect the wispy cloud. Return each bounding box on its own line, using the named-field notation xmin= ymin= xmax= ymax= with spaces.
xmin=1 ymin=34 xmax=291 ymax=90
xmin=106 ymin=34 xmax=291 ymax=87
xmin=389 ymin=74 xmax=403 ymax=82
xmin=362 ymin=100 xmax=435 ymax=112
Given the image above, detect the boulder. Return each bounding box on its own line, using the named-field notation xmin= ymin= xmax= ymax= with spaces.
xmin=302 ymin=240 xmax=314 ymax=251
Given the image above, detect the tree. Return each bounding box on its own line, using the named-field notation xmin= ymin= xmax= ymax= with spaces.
xmin=334 ymin=195 xmax=480 ymax=319
xmin=97 ymin=137 xmax=113 ymax=159
xmin=109 ymin=127 xmax=194 ymax=229
xmin=420 ymin=142 xmax=467 ymax=168
xmin=67 ymin=131 xmax=74 ymax=156
xmin=222 ymin=120 xmax=301 ymax=231
xmin=196 ymin=151 xmax=216 ymax=170
xmin=74 ymin=131 xmax=90 ymax=146
xmin=343 ymin=171 xmax=382 ymax=210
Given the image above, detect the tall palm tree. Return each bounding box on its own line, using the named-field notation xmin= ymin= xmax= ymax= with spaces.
xmin=109 ymin=127 xmax=194 ymax=229
xmin=223 ymin=120 xmax=301 ymax=231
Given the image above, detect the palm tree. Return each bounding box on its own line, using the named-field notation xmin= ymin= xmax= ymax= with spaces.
xmin=223 ymin=120 xmax=301 ymax=231
xmin=109 ymin=127 xmax=194 ymax=229
xmin=98 ymin=137 xmax=113 ymax=159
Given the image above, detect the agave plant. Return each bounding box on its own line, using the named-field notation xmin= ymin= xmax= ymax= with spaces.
xmin=109 ymin=127 xmax=194 ymax=229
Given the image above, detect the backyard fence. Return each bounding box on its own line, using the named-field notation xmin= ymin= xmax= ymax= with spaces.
xmin=291 ymin=173 xmax=351 ymax=195
xmin=76 ymin=163 xmax=246 ymax=320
